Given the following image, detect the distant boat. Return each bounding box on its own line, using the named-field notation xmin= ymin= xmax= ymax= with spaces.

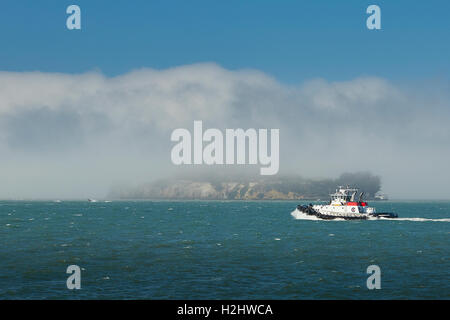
xmin=87 ymin=199 xmax=98 ymax=202
xmin=374 ymin=192 xmax=389 ymax=201
xmin=53 ymin=200 xmax=62 ymax=203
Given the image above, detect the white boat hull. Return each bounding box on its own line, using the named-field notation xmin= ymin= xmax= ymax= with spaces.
xmin=295 ymin=204 xmax=397 ymax=220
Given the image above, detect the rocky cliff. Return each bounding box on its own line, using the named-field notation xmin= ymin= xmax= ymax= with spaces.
xmin=108 ymin=172 xmax=381 ymax=200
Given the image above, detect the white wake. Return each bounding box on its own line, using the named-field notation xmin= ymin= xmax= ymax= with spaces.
xmin=377 ymin=217 xmax=450 ymax=222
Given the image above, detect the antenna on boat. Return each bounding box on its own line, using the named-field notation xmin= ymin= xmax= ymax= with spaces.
xmin=359 ymin=192 xmax=364 ymax=201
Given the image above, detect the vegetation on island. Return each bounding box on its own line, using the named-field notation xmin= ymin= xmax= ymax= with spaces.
xmin=109 ymin=172 xmax=381 ymax=200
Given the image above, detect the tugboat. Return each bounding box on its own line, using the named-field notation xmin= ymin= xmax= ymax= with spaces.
xmin=294 ymin=186 xmax=397 ymax=220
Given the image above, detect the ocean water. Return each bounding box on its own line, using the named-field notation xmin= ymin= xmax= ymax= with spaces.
xmin=0 ymin=200 xmax=449 ymax=300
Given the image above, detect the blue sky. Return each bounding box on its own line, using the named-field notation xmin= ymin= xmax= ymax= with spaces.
xmin=1 ymin=0 xmax=449 ymax=83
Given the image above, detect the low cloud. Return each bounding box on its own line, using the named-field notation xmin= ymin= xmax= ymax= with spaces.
xmin=0 ymin=64 xmax=449 ymax=199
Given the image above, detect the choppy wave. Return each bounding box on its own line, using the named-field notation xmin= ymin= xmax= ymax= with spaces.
xmin=1 ymin=200 xmax=449 ymax=299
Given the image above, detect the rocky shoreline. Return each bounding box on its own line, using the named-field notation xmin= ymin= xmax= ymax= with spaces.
xmin=108 ymin=172 xmax=381 ymax=200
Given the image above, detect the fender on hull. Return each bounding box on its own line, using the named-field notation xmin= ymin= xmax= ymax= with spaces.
xmin=370 ymin=212 xmax=398 ymax=218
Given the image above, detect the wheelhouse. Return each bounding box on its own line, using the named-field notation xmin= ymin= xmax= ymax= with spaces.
xmin=329 ymin=186 xmax=367 ymax=206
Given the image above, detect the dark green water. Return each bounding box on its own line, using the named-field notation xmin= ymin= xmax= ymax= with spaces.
xmin=0 ymin=200 xmax=449 ymax=299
